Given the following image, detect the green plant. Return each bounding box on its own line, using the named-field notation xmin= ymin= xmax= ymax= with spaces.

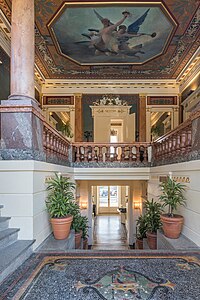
xmin=59 ymin=121 xmax=73 ymax=138
xmin=159 ymin=177 xmax=186 ymax=217
xmin=46 ymin=173 xmax=76 ymax=218
xmin=145 ymin=198 xmax=162 ymax=233
xmin=79 ymin=216 xmax=89 ymax=239
xmin=136 ymin=214 xmax=147 ymax=240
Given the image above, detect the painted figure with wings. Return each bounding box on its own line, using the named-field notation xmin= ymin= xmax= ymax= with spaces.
xmin=79 ymin=8 xmax=156 ymax=57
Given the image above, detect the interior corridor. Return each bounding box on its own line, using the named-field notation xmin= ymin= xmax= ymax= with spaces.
xmin=92 ymin=215 xmax=129 ymax=250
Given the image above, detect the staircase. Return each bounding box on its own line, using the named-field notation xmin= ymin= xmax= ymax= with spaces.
xmin=0 ymin=205 xmax=35 ymax=283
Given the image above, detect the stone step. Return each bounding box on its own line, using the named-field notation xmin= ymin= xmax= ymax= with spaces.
xmin=0 ymin=240 xmax=35 ymax=284
xmin=0 ymin=228 xmax=20 ymax=249
xmin=35 ymin=231 xmax=75 ymax=252
xmin=157 ymin=230 xmax=200 ymax=250
xmin=0 ymin=217 xmax=11 ymax=231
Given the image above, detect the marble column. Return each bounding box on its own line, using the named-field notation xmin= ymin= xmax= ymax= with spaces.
xmin=74 ymin=93 xmax=83 ymax=142
xmin=0 ymin=0 xmax=45 ymax=161
xmin=139 ymin=94 xmax=147 ymax=142
xmin=9 ymin=0 xmax=35 ymax=101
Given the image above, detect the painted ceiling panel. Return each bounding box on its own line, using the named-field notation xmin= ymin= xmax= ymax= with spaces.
xmin=1 ymin=0 xmax=200 ymax=80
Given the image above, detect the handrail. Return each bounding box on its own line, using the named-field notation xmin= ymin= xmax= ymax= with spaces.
xmin=152 ymin=118 xmax=192 ymax=162
xmin=72 ymin=142 xmax=150 ymax=163
xmin=43 ymin=121 xmax=70 ymax=160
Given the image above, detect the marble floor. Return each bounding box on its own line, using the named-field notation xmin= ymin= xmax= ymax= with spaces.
xmin=92 ymin=214 xmax=129 ymax=250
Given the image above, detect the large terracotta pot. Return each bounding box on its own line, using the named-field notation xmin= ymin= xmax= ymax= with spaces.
xmin=51 ymin=215 xmax=73 ymax=240
xmin=161 ymin=214 xmax=184 ymax=239
xmin=75 ymin=230 xmax=82 ymax=249
xmin=146 ymin=231 xmax=157 ymax=250
xmin=136 ymin=238 xmax=143 ymax=250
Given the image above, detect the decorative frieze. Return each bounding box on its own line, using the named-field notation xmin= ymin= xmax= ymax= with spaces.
xmin=43 ymin=96 xmax=74 ymax=106
xmin=147 ymin=96 xmax=177 ymax=106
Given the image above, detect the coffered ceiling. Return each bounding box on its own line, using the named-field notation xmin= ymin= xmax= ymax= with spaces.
xmin=1 ymin=0 xmax=200 ymax=81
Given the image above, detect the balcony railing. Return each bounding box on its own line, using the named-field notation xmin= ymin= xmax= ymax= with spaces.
xmin=152 ymin=118 xmax=192 ymax=164
xmin=72 ymin=142 xmax=150 ymax=164
xmin=42 ymin=109 xmax=199 ymax=167
xmin=43 ymin=121 xmax=70 ymax=163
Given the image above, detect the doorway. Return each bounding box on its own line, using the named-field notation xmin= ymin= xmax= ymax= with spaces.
xmin=98 ymin=186 xmax=119 ymax=214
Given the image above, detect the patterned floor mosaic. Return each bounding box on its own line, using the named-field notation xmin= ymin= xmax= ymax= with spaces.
xmin=1 ymin=252 xmax=200 ymax=299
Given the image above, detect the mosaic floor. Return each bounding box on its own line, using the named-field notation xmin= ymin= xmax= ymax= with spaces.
xmin=1 ymin=252 xmax=200 ymax=300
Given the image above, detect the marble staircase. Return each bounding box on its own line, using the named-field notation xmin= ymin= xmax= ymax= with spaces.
xmin=0 ymin=205 xmax=35 ymax=283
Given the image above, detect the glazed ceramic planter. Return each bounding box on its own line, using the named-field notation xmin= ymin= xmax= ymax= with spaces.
xmin=160 ymin=214 xmax=184 ymax=239
xmin=51 ymin=215 xmax=73 ymax=240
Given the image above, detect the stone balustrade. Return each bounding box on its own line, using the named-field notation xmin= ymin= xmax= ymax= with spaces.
xmin=42 ymin=111 xmax=200 ymax=167
xmin=72 ymin=142 xmax=150 ymax=164
xmin=43 ymin=121 xmax=70 ymax=162
xmin=152 ymin=118 xmax=192 ymax=164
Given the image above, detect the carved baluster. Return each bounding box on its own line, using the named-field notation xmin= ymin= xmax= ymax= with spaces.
xmin=129 ymin=146 xmax=133 ymax=161
xmin=58 ymin=139 xmax=62 ymax=157
xmin=46 ymin=130 xmax=50 ymax=156
xmin=136 ymin=146 xmax=140 ymax=162
xmin=76 ymin=146 xmax=80 ymax=162
xmin=171 ymin=135 xmax=177 ymax=156
xmin=91 ymin=145 xmax=95 ymax=162
xmin=163 ymin=140 xmax=167 ymax=158
xmin=106 ymin=146 xmax=110 ymax=162
xmin=43 ymin=127 xmax=47 ymax=153
xmin=186 ymin=128 xmax=192 ymax=152
xmin=168 ymin=137 xmax=172 ymax=158
xmin=143 ymin=146 xmax=147 ymax=162
xmin=99 ymin=146 xmax=103 ymax=162
xmin=84 ymin=146 xmax=88 ymax=162
xmin=180 ymin=131 xmax=186 ymax=154
xmin=175 ymin=134 xmax=181 ymax=156
xmin=121 ymin=146 xmax=125 ymax=162
xmin=113 ymin=146 xmax=117 ymax=161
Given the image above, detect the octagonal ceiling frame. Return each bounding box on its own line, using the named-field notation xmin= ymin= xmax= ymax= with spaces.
xmin=47 ymin=1 xmax=178 ymax=66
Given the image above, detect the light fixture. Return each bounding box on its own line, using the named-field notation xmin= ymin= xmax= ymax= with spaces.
xmin=134 ymin=202 xmax=141 ymax=210
xmin=80 ymin=199 xmax=88 ymax=210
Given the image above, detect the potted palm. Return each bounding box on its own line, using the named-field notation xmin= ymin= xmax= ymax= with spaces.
xmin=145 ymin=198 xmax=162 ymax=249
xmin=46 ymin=173 xmax=75 ymax=240
xmin=136 ymin=214 xmax=147 ymax=249
xmin=71 ymin=211 xmax=83 ymax=249
xmin=159 ymin=177 xmax=186 ymax=239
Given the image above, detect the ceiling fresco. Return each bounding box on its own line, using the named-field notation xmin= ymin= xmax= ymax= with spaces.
xmin=49 ymin=4 xmax=176 ymax=65
xmin=1 ymin=0 xmax=200 ymax=80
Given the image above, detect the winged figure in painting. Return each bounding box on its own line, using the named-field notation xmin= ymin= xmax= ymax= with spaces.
xmin=76 ymin=8 xmax=156 ymax=58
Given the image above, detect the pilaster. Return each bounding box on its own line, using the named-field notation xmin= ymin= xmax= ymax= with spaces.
xmin=139 ymin=94 xmax=147 ymax=142
xmin=74 ymin=93 xmax=83 ymax=142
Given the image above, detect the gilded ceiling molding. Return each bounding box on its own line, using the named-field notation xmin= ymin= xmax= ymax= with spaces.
xmin=0 ymin=0 xmax=11 ymax=21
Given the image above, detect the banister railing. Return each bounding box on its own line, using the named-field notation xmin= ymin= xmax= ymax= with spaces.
xmin=43 ymin=121 xmax=70 ymax=161
xmin=152 ymin=118 xmax=192 ymax=163
xmin=72 ymin=142 xmax=150 ymax=164
xmin=42 ymin=108 xmax=199 ymax=167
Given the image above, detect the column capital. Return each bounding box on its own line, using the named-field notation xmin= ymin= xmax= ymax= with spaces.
xmin=74 ymin=93 xmax=82 ymax=98
xmin=139 ymin=94 xmax=147 ymax=98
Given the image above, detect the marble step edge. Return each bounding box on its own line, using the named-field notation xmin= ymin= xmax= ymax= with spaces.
xmin=0 ymin=228 xmax=20 ymax=248
xmin=0 ymin=239 xmax=35 ymax=284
